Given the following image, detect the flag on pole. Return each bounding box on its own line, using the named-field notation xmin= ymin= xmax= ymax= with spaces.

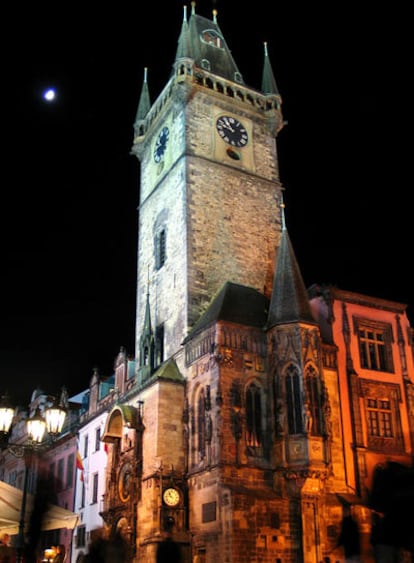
xmin=76 ymin=450 xmax=84 ymax=482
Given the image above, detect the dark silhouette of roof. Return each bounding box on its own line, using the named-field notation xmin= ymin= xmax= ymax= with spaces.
xmin=184 ymin=282 xmax=268 ymax=343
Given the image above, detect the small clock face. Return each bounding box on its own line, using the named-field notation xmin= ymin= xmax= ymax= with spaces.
xmin=163 ymin=487 xmax=180 ymax=507
xmin=118 ymin=463 xmax=132 ymax=502
xmin=154 ymin=126 xmax=170 ymax=163
xmin=216 ymin=116 xmax=248 ymax=148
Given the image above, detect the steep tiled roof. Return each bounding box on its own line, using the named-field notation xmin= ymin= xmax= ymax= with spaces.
xmin=174 ymin=5 xmax=244 ymax=84
xmin=184 ymin=282 xmax=268 ymax=342
xmin=267 ymin=226 xmax=315 ymax=328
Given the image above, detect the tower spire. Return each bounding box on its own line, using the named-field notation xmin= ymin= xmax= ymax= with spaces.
xmin=174 ymin=4 xmax=193 ymax=61
xmin=134 ymin=67 xmax=151 ymax=134
xmin=261 ymin=41 xmax=280 ymax=96
xmin=138 ymin=272 xmax=155 ymax=377
xmin=280 ymin=193 xmax=286 ymax=231
xmin=267 ymin=197 xmax=315 ymax=328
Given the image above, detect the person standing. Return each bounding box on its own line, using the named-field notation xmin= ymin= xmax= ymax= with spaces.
xmin=0 ymin=533 xmax=13 ymax=563
xmin=336 ymin=508 xmax=361 ymax=563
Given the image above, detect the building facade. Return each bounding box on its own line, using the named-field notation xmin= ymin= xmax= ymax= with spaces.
xmin=3 ymin=6 xmax=413 ymax=563
xmin=0 ymin=388 xmax=79 ymax=561
xmin=96 ymin=6 xmax=413 ymax=563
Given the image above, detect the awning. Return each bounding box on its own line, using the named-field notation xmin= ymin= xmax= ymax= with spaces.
xmin=0 ymin=480 xmax=79 ymax=535
xmin=102 ymin=404 xmax=140 ymax=443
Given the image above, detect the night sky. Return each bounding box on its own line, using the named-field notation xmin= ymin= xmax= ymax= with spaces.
xmin=1 ymin=2 xmax=410 ymax=406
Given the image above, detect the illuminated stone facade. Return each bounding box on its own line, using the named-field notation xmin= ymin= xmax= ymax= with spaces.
xmin=95 ymin=6 xmax=414 ymax=563
xmin=1 ymin=7 xmax=413 ymax=563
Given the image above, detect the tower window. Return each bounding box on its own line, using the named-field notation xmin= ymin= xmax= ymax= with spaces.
xmin=143 ymin=345 xmax=149 ymax=365
xmin=285 ymin=364 xmax=303 ymax=434
xmin=155 ymin=324 xmax=164 ymax=366
xmin=155 ymin=228 xmax=166 ymax=270
xmin=245 ymin=383 xmax=263 ymax=447
xmin=304 ymin=365 xmax=322 ymax=435
xmin=200 ymin=29 xmax=223 ymax=48
xmin=197 ymin=389 xmax=206 ymax=461
xmin=234 ymin=72 xmax=243 ymax=84
xmin=200 ymin=59 xmax=211 ymax=71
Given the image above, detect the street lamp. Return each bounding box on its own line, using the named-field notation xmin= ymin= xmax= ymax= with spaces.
xmin=0 ymin=390 xmax=67 ymax=563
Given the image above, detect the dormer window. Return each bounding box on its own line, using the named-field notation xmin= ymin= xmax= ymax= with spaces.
xmin=234 ymin=72 xmax=243 ymax=84
xmin=201 ymin=29 xmax=223 ymax=48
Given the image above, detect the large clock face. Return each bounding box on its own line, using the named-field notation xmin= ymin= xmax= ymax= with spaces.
xmin=118 ymin=463 xmax=132 ymax=502
xmin=216 ymin=116 xmax=248 ymax=148
xmin=163 ymin=487 xmax=180 ymax=507
xmin=154 ymin=126 xmax=170 ymax=163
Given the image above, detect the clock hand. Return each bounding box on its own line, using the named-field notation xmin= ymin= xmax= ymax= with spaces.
xmin=221 ymin=124 xmax=235 ymax=133
xmin=222 ymin=117 xmax=235 ymax=132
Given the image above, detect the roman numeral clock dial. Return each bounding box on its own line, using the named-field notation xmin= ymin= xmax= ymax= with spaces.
xmin=216 ymin=116 xmax=248 ymax=148
xmin=163 ymin=487 xmax=180 ymax=507
xmin=153 ymin=126 xmax=170 ymax=163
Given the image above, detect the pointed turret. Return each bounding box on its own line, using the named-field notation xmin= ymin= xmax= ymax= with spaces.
xmin=261 ymin=42 xmax=280 ymax=96
xmin=134 ymin=67 xmax=151 ymax=136
xmin=138 ymin=283 xmax=155 ymax=381
xmin=142 ymin=285 xmax=152 ymax=338
xmin=174 ymin=4 xmax=193 ymax=61
xmin=267 ymin=199 xmax=315 ymax=328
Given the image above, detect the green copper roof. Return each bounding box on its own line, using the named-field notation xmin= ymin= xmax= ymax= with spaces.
xmin=153 ymin=358 xmax=183 ymax=382
xmin=174 ymin=5 xmax=244 ymax=84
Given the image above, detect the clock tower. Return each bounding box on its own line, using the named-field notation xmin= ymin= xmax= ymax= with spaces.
xmin=84 ymin=7 xmax=414 ymax=562
xmin=125 ymin=5 xmax=329 ymax=562
xmin=131 ymin=5 xmax=284 ymax=368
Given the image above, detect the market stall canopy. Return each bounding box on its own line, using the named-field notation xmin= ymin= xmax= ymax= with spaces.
xmin=0 ymin=480 xmax=79 ymax=535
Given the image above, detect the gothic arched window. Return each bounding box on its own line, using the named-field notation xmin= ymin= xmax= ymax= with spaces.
xmin=143 ymin=346 xmax=149 ymax=366
xmin=246 ymin=382 xmax=263 ymax=447
xmin=304 ymin=365 xmax=322 ymax=435
xmin=285 ymin=364 xmax=303 ymax=434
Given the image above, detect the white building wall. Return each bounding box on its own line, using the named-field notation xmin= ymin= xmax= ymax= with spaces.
xmin=71 ymin=411 xmax=108 ymax=563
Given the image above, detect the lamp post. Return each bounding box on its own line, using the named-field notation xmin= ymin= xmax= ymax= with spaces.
xmin=0 ymin=390 xmax=67 ymax=563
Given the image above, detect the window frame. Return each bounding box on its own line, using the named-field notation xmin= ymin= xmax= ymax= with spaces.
xmin=304 ymin=364 xmax=323 ymax=436
xmin=83 ymin=434 xmax=89 ymax=458
xmin=366 ymin=398 xmax=393 ymax=437
xmin=360 ymin=379 xmax=404 ymax=452
xmin=285 ymin=363 xmax=303 ymax=434
xmin=95 ymin=427 xmax=101 ymax=452
xmin=91 ymin=472 xmax=99 ymax=504
xmin=155 ymin=324 xmax=164 ymax=367
xmin=155 ymin=228 xmax=166 ymax=270
xmin=245 ymin=381 xmax=264 ymax=448
xmin=66 ymin=453 xmax=75 ymax=489
xmin=354 ymin=317 xmax=394 ymax=373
